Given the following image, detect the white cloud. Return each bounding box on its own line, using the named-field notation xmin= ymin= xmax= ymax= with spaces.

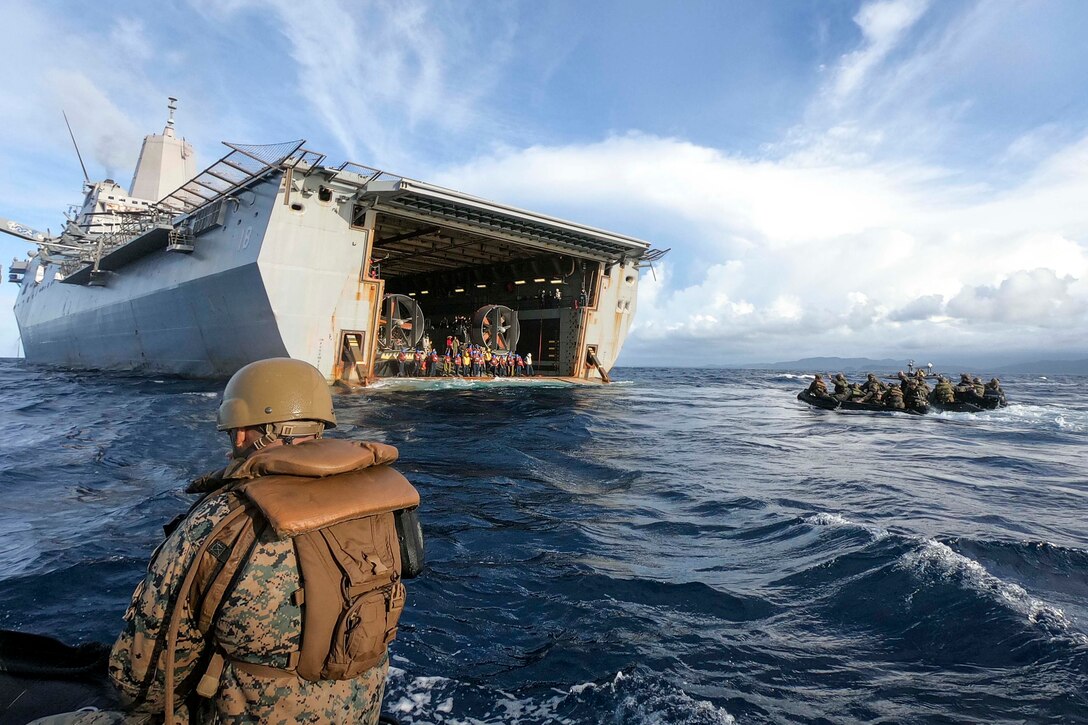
xmin=889 ymin=294 xmax=944 ymax=322
xmin=203 ymin=0 xmax=516 ymax=168
xmin=434 ymin=127 xmax=1088 ymax=362
xmin=946 ymin=269 xmax=1086 ymax=325
xmin=832 ymin=0 xmax=931 ymax=101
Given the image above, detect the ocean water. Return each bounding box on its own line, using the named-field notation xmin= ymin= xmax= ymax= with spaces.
xmin=1 ymin=361 xmax=1087 ymax=724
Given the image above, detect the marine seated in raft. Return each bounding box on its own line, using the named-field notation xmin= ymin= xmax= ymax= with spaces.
xmin=807 ymin=374 xmax=830 ymax=397
xmin=883 ymin=385 xmax=906 ymax=409
xmin=953 ymin=373 xmax=977 ymax=401
xmin=933 ymin=376 xmax=956 ymax=404
xmin=831 ymin=373 xmax=851 ymax=400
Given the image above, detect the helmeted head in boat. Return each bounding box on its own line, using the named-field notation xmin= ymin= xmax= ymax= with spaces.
xmin=217 ymin=358 xmax=334 ymax=443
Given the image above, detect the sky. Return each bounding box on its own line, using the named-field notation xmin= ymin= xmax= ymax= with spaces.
xmin=1 ymin=0 xmax=1087 ymax=366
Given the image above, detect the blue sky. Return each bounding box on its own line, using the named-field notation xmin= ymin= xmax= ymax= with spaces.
xmin=1 ymin=0 xmax=1087 ymax=364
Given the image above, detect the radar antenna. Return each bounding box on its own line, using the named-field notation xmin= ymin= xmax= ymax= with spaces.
xmin=62 ymin=111 xmax=90 ymax=183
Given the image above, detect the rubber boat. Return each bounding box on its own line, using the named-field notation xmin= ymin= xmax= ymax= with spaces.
xmin=0 ymin=629 xmax=403 ymax=723
xmin=796 ymin=389 xmax=927 ymax=414
xmin=0 ymin=630 xmax=117 ymax=722
xmin=797 ymin=389 xmax=1007 ymax=414
xmin=930 ymin=391 xmax=1007 ymax=411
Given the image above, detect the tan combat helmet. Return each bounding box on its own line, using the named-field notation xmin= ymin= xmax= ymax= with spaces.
xmin=218 ymin=358 xmax=336 ymax=443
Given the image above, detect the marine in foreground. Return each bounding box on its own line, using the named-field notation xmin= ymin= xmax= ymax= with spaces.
xmin=29 ymin=358 xmax=424 ymax=724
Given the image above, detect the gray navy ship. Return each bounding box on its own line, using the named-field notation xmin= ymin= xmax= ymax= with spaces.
xmin=3 ymin=100 xmax=665 ymax=383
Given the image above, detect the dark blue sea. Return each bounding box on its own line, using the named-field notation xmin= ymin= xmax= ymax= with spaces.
xmin=2 ymin=361 xmax=1087 ymax=724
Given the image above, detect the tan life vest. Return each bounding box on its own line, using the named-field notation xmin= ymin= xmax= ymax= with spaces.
xmin=241 ymin=465 xmax=416 ymax=680
xmin=164 ymin=440 xmax=421 ymax=719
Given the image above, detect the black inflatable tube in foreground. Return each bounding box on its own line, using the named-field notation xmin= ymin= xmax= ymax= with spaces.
xmin=0 ymin=630 xmax=404 ymax=724
xmin=0 ymin=629 xmax=118 ymax=723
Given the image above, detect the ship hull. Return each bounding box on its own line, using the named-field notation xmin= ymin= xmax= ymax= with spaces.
xmin=13 ymin=170 xmax=365 ymax=378
xmin=13 ymin=160 xmax=648 ymax=382
xmin=17 ymin=264 xmax=285 ymax=377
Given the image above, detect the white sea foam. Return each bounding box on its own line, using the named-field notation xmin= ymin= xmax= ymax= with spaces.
xmin=384 ymin=667 xmax=735 ymax=724
xmin=989 ymin=403 xmax=1087 ymax=432
xmin=805 ymin=512 xmax=889 ymax=540
xmin=897 ymin=539 xmax=1088 ymax=644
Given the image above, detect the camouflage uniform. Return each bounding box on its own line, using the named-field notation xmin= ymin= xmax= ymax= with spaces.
xmin=904 ymin=380 xmax=928 ymax=410
xmin=934 ymin=378 xmax=956 ymax=404
xmin=106 ymin=443 xmax=399 ymax=724
xmin=807 ymin=375 xmax=828 ymax=397
xmin=954 ymin=374 xmax=975 ymax=399
xmin=854 ymin=374 xmax=882 ymax=403
xmin=913 ymin=371 xmax=930 ymax=396
xmin=972 ymin=377 xmax=986 ymax=397
xmin=884 ymin=386 xmax=906 ymax=409
xmin=861 ymin=373 xmax=886 ymax=395
xmin=832 ymin=374 xmax=850 ymax=399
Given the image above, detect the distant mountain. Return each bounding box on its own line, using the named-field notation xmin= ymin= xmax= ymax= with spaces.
xmin=729 ymin=356 xmax=1088 ymax=376
xmin=738 ymin=357 xmax=906 ymax=372
xmin=993 ymin=359 xmax=1088 ymax=375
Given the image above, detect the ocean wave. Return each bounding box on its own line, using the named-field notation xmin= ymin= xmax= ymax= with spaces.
xmin=385 ymin=668 xmax=735 ymax=725
xmin=805 ymin=512 xmax=890 ymax=540
xmin=0 ymin=521 xmax=39 ymax=581
xmin=897 ymin=539 xmax=1087 ymax=644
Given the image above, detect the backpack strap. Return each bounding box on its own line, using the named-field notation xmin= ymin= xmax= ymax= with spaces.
xmin=163 ymin=501 xmax=252 ymax=725
xmin=192 ymin=507 xmax=267 ymax=634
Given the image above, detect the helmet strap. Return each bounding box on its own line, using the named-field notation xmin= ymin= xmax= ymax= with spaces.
xmin=234 ymin=421 xmax=325 ymax=458
xmin=250 ymin=424 xmax=280 ymax=452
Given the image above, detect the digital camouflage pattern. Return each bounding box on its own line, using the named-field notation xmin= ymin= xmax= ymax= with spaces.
xmin=107 ymin=488 xmax=388 ymax=724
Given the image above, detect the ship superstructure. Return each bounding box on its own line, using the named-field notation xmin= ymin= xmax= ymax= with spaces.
xmin=5 ymin=103 xmax=665 ymax=383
